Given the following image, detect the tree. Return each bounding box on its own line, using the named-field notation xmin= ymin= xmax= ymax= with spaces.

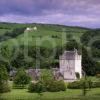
xmin=66 ymin=33 xmax=73 ymax=41
xmin=13 ymin=68 xmax=31 ymax=88
xmin=39 ymin=69 xmax=54 ymax=83
xmin=81 ymin=29 xmax=100 ymax=45
xmin=82 ymin=46 xmax=97 ymax=76
xmin=0 ymin=66 xmax=8 ymax=82
xmin=0 ymin=65 xmax=10 ymax=93
xmin=66 ymin=39 xmax=80 ymax=51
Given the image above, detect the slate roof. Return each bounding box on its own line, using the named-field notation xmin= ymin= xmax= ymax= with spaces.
xmin=59 ymin=50 xmax=77 ymax=60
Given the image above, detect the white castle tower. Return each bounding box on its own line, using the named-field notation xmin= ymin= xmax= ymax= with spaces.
xmin=59 ymin=49 xmax=82 ymax=82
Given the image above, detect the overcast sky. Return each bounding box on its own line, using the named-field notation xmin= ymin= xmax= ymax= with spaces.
xmin=0 ymin=0 xmax=100 ymax=28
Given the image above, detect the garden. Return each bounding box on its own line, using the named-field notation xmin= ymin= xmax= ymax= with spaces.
xmin=0 ymin=67 xmax=100 ymax=100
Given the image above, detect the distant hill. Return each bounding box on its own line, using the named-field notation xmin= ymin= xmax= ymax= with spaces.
xmin=0 ymin=22 xmax=90 ymax=48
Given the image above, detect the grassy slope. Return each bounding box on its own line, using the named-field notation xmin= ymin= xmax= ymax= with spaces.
xmin=0 ymin=23 xmax=90 ymax=48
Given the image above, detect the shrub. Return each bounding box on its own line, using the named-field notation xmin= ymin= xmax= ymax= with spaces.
xmin=28 ymin=81 xmax=46 ymax=93
xmin=67 ymin=81 xmax=82 ymax=89
xmin=28 ymin=80 xmax=66 ymax=93
xmin=39 ymin=69 xmax=54 ymax=83
xmin=96 ymin=74 xmax=100 ymax=78
xmin=0 ymin=66 xmax=10 ymax=93
xmin=0 ymin=82 xmax=11 ymax=93
xmin=92 ymin=81 xmax=100 ymax=88
xmin=67 ymin=80 xmax=89 ymax=89
xmin=13 ymin=68 xmax=31 ymax=89
xmin=47 ymin=80 xmax=66 ymax=92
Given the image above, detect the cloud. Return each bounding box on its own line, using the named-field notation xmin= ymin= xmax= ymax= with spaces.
xmin=0 ymin=0 xmax=100 ymax=28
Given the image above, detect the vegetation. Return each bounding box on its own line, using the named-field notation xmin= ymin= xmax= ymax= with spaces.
xmin=28 ymin=69 xmax=66 ymax=92
xmin=13 ymin=68 xmax=31 ymax=89
xmin=0 ymin=66 xmax=10 ymax=93
xmin=0 ymin=22 xmax=100 ymax=99
xmin=28 ymin=81 xmax=46 ymax=93
xmin=47 ymin=80 xmax=66 ymax=92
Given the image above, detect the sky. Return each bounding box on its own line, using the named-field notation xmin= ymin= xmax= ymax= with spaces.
xmin=0 ymin=0 xmax=100 ymax=28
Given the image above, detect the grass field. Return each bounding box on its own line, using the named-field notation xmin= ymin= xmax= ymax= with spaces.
xmin=0 ymin=88 xmax=100 ymax=100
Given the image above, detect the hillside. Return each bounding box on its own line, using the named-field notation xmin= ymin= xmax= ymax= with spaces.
xmin=0 ymin=22 xmax=99 ymax=75
xmin=0 ymin=22 xmax=90 ymax=48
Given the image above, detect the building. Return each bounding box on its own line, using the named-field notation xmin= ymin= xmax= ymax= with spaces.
xmin=9 ymin=49 xmax=82 ymax=82
xmin=26 ymin=26 xmax=37 ymax=31
xmin=59 ymin=49 xmax=82 ymax=82
xmin=26 ymin=27 xmax=32 ymax=31
xmin=33 ymin=26 xmax=37 ymax=31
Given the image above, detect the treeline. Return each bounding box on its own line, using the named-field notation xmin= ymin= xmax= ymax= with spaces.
xmin=0 ymin=37 xmax=99 ymax=76
xmin=81 ymin=29 xmax=100 ymax=75
xmin=0 ymin=45 xmax=64 ymax=70
xmin=81 ymin=29 xmax=100 ymax=59
xmin=0 ymin=39 xmax=81 ymax=70
xmin=81 ymin=29 xmax=100 ymax=45
xmin=0 ymin=27 xmax=26 ymax=42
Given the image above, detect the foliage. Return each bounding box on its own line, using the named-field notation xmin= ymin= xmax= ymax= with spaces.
xmin=28 ymin=80 xmax=66 ymax=93
xmin=81 ymin=29 xmax=100 ymax=46
xmin=0 ymin=66 xmax=10 ymax=93
xmin=67 ymin=79 xmax=91 ymax=89
xmin=66 ymin=39 xmax=79 ymax=51
xmin=92 ymin=81 xmax=100 ymax=88
xmin=0 ymin=27 xmax=26 ymax=42
xmin=28 ymin=69 xmax=66 ymax=93
xmin=0 ymin=66 xmax=8 ymax=82
xmin=82 ymin=46 xmax=98 ymax=76
xmin=0 ymin=82 xmax=11 ymax=93
xmin=39 ymin=69 xmax=54 ymax=82
xmin=28 ymin=81 xmax=46 ymax=93
xmin=91 ymin=40 xmax=100 ymax=58
xmin=66 ymin=33 xmax=73 ymax=41
xmin=47 ymin=80 xmax=66 ymax=92
xmin=96 ymin=74 xmax=100 ymax=78
xmin=13 ymin=68 xmax=31 ymax=88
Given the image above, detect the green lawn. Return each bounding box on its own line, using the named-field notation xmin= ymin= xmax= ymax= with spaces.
xmin=1 ymin=88 xmax=100 ymax=100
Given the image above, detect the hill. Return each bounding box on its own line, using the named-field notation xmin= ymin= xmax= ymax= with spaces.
xmin=0 ymin=22 xmax=94 ymax=70
xmin=0 ymin=22 xmax=90 ymax=48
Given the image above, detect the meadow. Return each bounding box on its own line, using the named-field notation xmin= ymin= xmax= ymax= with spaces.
xmin=1 ymin=88 xmax=100 ymax=100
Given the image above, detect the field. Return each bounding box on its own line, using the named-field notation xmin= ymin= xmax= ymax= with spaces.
xmin=1 ymin=88 xmax=100 ymax=100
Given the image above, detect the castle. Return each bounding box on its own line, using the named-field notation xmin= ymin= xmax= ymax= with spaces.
xmin=10 ymin=49 xmax=82 ymax=82
xmin=59 ymin=49 xmax=82 ymax=82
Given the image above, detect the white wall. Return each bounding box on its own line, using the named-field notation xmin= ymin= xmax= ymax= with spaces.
xmin=60 ymin=60 xmax=76 ymax=80
xmin=75 ymin=55 xmax=82 ymax=78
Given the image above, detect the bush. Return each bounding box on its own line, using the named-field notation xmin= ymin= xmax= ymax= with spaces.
xmin=92 ymin=81 xmax=100 ymax=88
xmin=28 ymin=80 xmax=66 ymax=93
xmin=13 ymin=68 xmax=31 ymax=89
xmin=47 ymin=80 xmax=66 ymax=92
xmin=67 ymin=80 xmax=89 ymax=89
xmin=28 ymin=81 xmax=46 ymax=93
xmin=96 ymin=74 xmax=100 ymax=78
xmin=0 ymin=82 xmax=11 ymax=93
xmin=67 ymin=81 xmax=82 ymax=89
xmin=0 ymin=66 xmax=10 ymax=93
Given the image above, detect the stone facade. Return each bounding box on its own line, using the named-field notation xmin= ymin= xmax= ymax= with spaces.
xmin=59 ymin=49 xmax=82 ymax=82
